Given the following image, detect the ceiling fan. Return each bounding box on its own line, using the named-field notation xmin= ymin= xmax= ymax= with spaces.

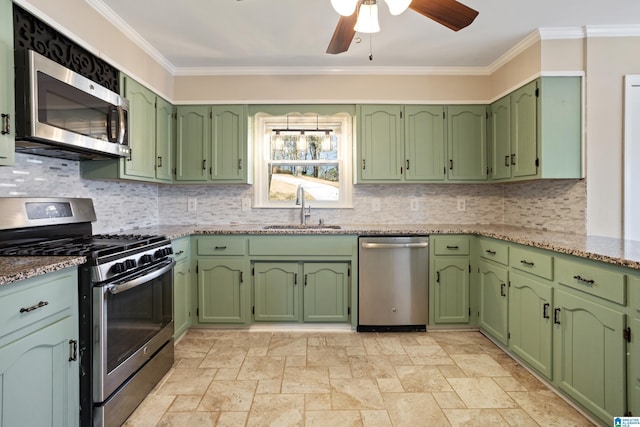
xmin=326 ymin=0 xmax=479 ymax=54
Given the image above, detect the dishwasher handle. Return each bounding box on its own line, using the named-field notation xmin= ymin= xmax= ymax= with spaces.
xmin=361 ymin=242 xmax=429 ymax=249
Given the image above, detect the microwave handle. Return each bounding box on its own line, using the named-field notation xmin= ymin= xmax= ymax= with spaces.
xmin=117 ymin=106 xmax=126 ymax=144
xmin=106 ymin=106 xmax=116 ymax=142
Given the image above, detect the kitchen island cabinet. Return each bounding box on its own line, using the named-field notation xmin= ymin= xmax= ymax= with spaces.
xmin=0 ymin=268 xmax=79 ymax=427
xmin=0 ymin=0 xmax=14 ymax=166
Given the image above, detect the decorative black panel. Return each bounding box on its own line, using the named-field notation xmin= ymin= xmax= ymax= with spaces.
xmin=13 ymin=4 xmax=119 ymax=93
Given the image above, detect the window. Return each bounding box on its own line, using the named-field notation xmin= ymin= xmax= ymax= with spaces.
xmin=253 ymin=112 xmax=353 ymax=208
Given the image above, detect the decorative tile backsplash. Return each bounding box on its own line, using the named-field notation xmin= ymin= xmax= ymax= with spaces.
xmin=0 ymin=154 xmax=586 ymax=234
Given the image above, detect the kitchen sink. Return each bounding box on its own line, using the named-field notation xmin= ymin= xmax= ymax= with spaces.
xmin=262 ymin=224 xmax=342 ymax=230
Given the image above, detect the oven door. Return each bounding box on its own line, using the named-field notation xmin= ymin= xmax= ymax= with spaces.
xmin=92 ymin=258 xmax=175 ymax=402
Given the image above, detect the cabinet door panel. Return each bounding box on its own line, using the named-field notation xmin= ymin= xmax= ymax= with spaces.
xmin=554 ymin=290 xmax=626 ymax=423
xmin=155 ymin=97 xmax=174 ymax=182
xmin=478 ymin=260 xmax=508 ymax=345
xmin=489 ymin=96 xmax=511 ymax=180
xmin=303 ymin=263 xmax=349 ymax=323
xmin=447 ymin=105 xmax=487 ymax=181
xmin=176 ymin=106 xmax=210 ymax=181
xmin=434 ymin=257 xmax=469 ymax=324
xmin=199 ymin=259 xmax=245 ymax=323
xmin=211 ymin=105 xmax=246 ymax=181
xmin=508 ymin=272 xmax=552 ymax=379
xmin=254 ymin=263 xmax=299 ymax=322
xmin=511 ymin=81 xmax=538 ymax=178
xmin=174 ymin=256 xmax=191 ymax=337
xmin=404 ymin=106 xmax=445 ymax=181
xmin=0 ymin=0 xmax=14 ymax=165
xmin=123 ymin=78 xmax=156 ymax=179
xmin=359 ymin=105 xmax=402 ymax=181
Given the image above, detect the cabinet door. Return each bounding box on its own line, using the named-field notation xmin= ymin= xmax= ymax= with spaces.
xmin=303 ymin=263 xmax=349 ymax=323
xmin=210 ymin=105 xmax=246 ymax=182
xmin=630 ymin=275 xmax=640 ymax=418
xmin=123 ymin=77 xmax=156 ymax=179
xmin=510 ymin=80 xmax=538 ymax=179
xmin=0 ymin=316 xmax=78 ymax=427
xmin=175 ymin=106 xmax=210 ymax=182
xmin=198 ymin=259 xmax=246 ymax=323
xmin=253 ymin=262 xmax=299 ymax=322
xmin=508 ymin=272 xmax=553 ymax=379
xmin=0 ymin=0 xmax=14 ymax=166
xmin=358 ymin=105 xmax=403 ymax=182
xmin=447 ymin=105 xmax=487 ymax=181
xmin=173 ymin=255 xmax=191 ymax=337
xmin=404 ymin=106 xmax=446 ymax=181
xmin=155 ymin=97 xmax=174 ymax=182
xmin=478 ymin=260 xmax=508 ymax=345
xmin=553 ymin=289 xmax=626 ymax=423
xmin=489 ymin=96 xmax=511 ymax=180
xmin=433 ymin=257 xmax=469 ymax=324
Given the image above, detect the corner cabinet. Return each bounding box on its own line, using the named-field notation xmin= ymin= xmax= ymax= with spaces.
xmin=0 ymin=0 xmax=15 ymax=166
xmin=430 ymin=235 xmax=471 ymax=325
xmin=175 ymin=105 xmax=248 ymax=183
xmin=81 ymin=76 xmax=175 ymax=183
xmin=0 ymin=268 xmax=79 ymax=427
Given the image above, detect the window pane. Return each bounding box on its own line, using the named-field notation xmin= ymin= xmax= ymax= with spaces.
xmin=268 ymin=165 xmax=340 ymax=201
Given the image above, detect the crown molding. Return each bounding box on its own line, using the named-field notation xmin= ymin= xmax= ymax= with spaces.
xmin=173 ymin=66 xmax=491 ymax=77
xmin=585 ymin=24 xmax=640 ymax=37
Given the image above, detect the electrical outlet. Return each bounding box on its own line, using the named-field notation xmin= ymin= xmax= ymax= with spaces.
xmin=456 ymin=197 xmax=466 ymax=212
xmin=410 ymin=198 xmax=419 ymax=212
xmin=372 ymin=198 xmax=381 ymax=212
xmin=187 ymin=197 xmax=197 ymax=212
xmin=241 ymin=197 xmax=251 ymax=212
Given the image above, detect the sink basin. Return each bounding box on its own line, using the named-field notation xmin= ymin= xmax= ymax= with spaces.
xmin=262 ymin=224 xmax=342 ymax=230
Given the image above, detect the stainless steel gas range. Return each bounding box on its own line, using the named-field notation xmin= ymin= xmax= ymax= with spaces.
xmin=0 ymin=197 xmax=175 ymax=427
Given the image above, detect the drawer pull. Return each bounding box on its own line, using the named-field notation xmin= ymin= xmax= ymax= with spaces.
xmin=572 ymin=275 xmax=595 ymax=285
xmin=520 ymin=260 xmax=535 ymax=267
xmin=214 ymin=246 xmax=228 ymax=250
xmin=553 ymin=308 xmax=561 ymax=325
xmin=543 ymin=303 xmax=550 ymax=319
xmin=446 ymin=245 xmax=459 ymax=250
xmin=19 ymin=300 xmax=49 ymax=313
xmin=69 ymin=340 xmax=78 ymax=362
xmin=174 ymin=250 xmax=185 ymax=256
xmin=485 ymin=249 xmax=496 ymax=255
xmin=1 ymin=113 xmax=10 ymax=135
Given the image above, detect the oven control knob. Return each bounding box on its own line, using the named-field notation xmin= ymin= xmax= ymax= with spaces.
xmin=111 ymin=262 xmax=126 ymax=274
xmin=125 ymin=259 xmax=137 ymax=269
xmin=140 ymin=254 xmax=153 ymax=264
xmin=154 ymin=249 xmax=166 ymax=259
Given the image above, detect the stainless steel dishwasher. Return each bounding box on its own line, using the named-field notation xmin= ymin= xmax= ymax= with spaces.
xmin=358 ymin=236 xmax=429 ymax=332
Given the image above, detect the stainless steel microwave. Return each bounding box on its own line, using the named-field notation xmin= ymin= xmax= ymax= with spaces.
xmin=15 ymin=50 xmax=130 ymax=160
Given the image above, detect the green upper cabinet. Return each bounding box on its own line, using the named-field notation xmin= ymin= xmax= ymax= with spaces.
xmin=446 ymin=105 xmax=487 ymax=181
xmin=175 ymin=105 xmax=248 ymax=183
xmin=404 ymin=105 xmax=446 ymax=181
xmin=0 ymin=0 xmax=15 ymax=166
xmin=488 ymin=77 xmax=582 ymax=182
xmin=81 ymin=76 xmax=175 ymax=183
xmin=357 ymin=104 xmax=403 ymax=182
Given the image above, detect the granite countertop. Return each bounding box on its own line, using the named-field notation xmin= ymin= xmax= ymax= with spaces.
xmin=3 ymin=223 xmax=640 ymax=287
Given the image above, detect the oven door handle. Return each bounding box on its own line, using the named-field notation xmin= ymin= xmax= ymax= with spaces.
xmin=107 ymin=259 xmax=175 ymax=295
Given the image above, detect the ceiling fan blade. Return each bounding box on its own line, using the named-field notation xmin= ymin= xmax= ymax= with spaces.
xmin=409 ymin=0 xmax=479 ymax=31
xmin=326 ymin=5 xmax=360 ymax=54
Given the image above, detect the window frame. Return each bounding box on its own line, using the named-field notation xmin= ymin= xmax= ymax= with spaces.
xmin=252 ymin=111 xmax=353 ymax=209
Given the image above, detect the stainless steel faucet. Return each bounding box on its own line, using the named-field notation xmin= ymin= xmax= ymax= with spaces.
xmin=295 ymin=184 xmax=311 ymax=225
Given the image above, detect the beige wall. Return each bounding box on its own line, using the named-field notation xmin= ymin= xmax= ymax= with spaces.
xmin=490 ymin=42 xmax=542 ymax=99
xmin=584 ymin=36 xmax=640 ymax=238
xmin=16 ymin=0 xmax=174 ymax=99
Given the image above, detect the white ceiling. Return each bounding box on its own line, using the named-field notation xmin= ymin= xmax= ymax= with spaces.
xmin=90 ymin=0 xmax=640 ymax=74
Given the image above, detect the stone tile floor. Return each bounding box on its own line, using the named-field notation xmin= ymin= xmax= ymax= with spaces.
xmin=123 ymin=329 xmax=597 ymax=426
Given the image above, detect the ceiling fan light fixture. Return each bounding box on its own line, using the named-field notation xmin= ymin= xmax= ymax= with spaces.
xmin=383 ymin=0 xmax=411 ymax=15
xmin=354 ymin=1 xmax=380 ymax=33
xmin=330 ymin=0 xmax=358 ymax=16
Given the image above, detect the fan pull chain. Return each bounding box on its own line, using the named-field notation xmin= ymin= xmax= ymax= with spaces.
xmin=369 ymin=32 xmax=373 ymax=61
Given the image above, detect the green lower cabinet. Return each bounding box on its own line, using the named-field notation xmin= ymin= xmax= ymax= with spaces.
xmin=253 ymin=262 xmax=300 ymax=322
xmin=173 ymin=244 xmax=191 ymax=338
xmin=553 ymin=289 xmax=626 ymax=423
xmin=0 ymin=316 xmax=78 ymax=427
xmin=433 ymin=257 xmax=470 ymax=324
xmin=628 ymin=275 xmax=640 ymax=417
xmin=303 ymin=263 xmax=350 ymax=323
xmin=508 ymin=272 xmax=553 ymax=380
xmin=478 ymin=260 xmax=508 ymax=345
xmin=198 ymin=259 xmax=247 ymax=323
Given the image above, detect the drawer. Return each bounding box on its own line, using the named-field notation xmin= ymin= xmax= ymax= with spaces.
xmin=171 ymin=238 xmax=190 ymax=260
xmin=478 ymin=239 xmax=509 ymax=265
xmin=555 ymin=257 xmax=626 ymax=305
xmin=509 ymin=246 xmax=553 ymax=280
xmin=197 ymin=237 xmax=247 ymax=256
xmin=0 ymin=269 xmax=76 ymax=341
xmin=433 ymin=236 xmax=470 ymax=255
